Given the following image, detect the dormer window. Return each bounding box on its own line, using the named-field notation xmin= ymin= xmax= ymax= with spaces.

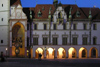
xmin=50 ymin=7 xmax=52 ymax=10
xmin=38 ymin=10 xmax=42 ymax=17
xmin=42 ymin=7 xmax=44 ymax=11
xmin=76 ymin=10 xmax=81 ymax=17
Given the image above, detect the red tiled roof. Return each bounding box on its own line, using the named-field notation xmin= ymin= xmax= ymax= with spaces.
xmin=11 ymin=0 xmax=22 ymax=6
xmin=80 ymin=8 xmax=100 ymax=19
xmin=32 ymin=4 xmax=91 ymax=19
xmin=34 ymin=4 xmax=55 ymax=19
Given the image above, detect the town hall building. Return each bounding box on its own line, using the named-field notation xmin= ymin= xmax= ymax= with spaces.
xmin=0 ymin=0 xmax=100 ymax=59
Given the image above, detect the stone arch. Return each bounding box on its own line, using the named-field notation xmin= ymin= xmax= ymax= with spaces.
xmin=35 ymin=48 xmax=44 ymax=59
xmin=89 ymin=47 xmax=98 ymax=58
xmin=57 ymin=47 xmax=66 ymax=59
xmin=79 ymin=47 xmax=87 ymax=58
xmin=12 ymin=22 xmax=25 ymax=57
xmin=46 ymin=47 xmax=54 ymax=59
xmin=68 ymin=47 xmax=77 ymax=58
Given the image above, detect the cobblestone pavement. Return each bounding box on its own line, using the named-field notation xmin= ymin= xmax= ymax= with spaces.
xmin=0 ymin=58 xmax=100 ymax=67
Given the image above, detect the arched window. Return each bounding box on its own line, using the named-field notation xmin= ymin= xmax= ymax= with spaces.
xmin=58 ymin=12 xmax=62 ymax=18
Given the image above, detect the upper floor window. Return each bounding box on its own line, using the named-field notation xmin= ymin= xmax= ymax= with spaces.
xmin=72 ymin=37 xmax=77 ymax=45
xmin=73 ymin=24 xmax=77 ymax=30
xmin=50 ymin=7 xmax=52 ymax=10
xmin=76 ymin=10 xmax=81 ymax=17
xmin=1 ymin=40 xmax=3 ymax=43
xmin=44 ymin=24 xmax=47 ymax=30
xmin=42 ymin=7 xmax=44 ymax=11
xmin=33 ymin=38 xmax=38 ymax=45
xmin=43 ymin=37 xmax=48 ymax=45
xmin=38 ymin=10 xmax=42 ymax=17
xmin=1 ymin=18 xmax=3 ymax=21
xmin=83 ymin=24 xmax=87 ymax=30
xmin=53 ymin=37 xmax=57 ymax=45
xmin=53 ymin=24 xmax=57 ymax=30
xmin=62 ymin=37 xmax=67 ymax=45
xmin=82 ymin=37 xmax=87 ymax=45
xmin=2 ymin=4 xmax=3 ymax=7
xmin=93 ymin=37 xmax=97 ymax=45
xmin=93 ymin=24 xmax=97 ymax=30
xmin=34 ymin=24 xmax=37 ymax=30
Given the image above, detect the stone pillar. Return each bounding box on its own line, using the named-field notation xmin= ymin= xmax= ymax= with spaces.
xmin=87 ymin=50 xmax=89 ymax=58
xmin=77 ymin=51 xmax=79 ymax=58
xmin=33 ymin=48 xmax=36 ymax=58
xmin=66 ymin=51 xmax=68 ymax=58
xmin=44 ymin=50 xmax=46 ymax=59
xmin=10 ymin=32 xmax=12 ymax=47
xmin=54 ymin=50 xmax=57 ymax=59
xmin=25 ymin=47 xmax=27 ymax=58
xmin=10 ymin=47 xmax=12 ymax=57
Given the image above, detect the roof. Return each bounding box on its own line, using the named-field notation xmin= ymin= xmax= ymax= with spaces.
xmin=11 ymin=0 xmax=22 ymax=6
xmin=10 ymin=0 xmax=100 ymax=20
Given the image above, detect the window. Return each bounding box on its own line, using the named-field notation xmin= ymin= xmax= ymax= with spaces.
xmin=93 ymin=37 xmax=96 ymax=45
xmin=44 ymin=24 xmax=47 ymax=30
xmin=1 ymin=18 xmax=3 ymax=21
xmin=34 ymin=24 xmax=37 ymax=30
xmin=93 ymin=24 xmax=97 ymax=30
xmin=2 ymin=4 xmax=3 ymax=7
xmin=33 ymin=38 xmax=38 ymax=45
xmin=58 ymin=12 xmax=61 ymax=18
xmin=82 ymin=37 xmax=87 ymax=45
xmin=27 ymin=24 xmax=29 ymax=30
xmin=43 ymin=37 xmax=48 ymax=45
xmin=50 ymin=7 xmax=52 ymax=10
xmin=62 ymin=37 xmax=67 ymax=45
xmin=63 ymin=24 xmax=66 ymax=30
xmin=73 ymin=24 xmax=77 ymax=30
xmin=76 ymin=10 xmax=81 ymax=17
xmin=27 ymin=37 xmax=29 ymax=47
xmin=83 ymin=24 xmax=87 ymax=30
xmin=42 ymin=7 xmax=44 ymax=11
xmin=72 ymin=37 xmax=77 ymax=45
xmin=53 ymin=24 xmax=56 ymax=30
xmin=53 ymin=37 xmax=57 ymax=45
xmin=38 ymin=10 xmax=42 ymax=17
xmin=1 ymin=40 xmax=3 ymax=43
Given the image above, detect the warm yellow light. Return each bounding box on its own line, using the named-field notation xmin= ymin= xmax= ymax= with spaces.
xmin=27 ymin=50 xmax=29 ymax=53
xmin=79 ymin=47 xmax=85 ymax=58
xmin=47 ymin=48 xmax=54 ymax=59
xmin=6 ymin=48 xmax=8 ymax=51
xmin=37 ymin=48 xmax=43 ymax=54
xmin=68 ymin=47 xmax=74 ymax=58
xmin=48 ymin=48 xmax=53 ymax=53
xmin=58 ymin=48 xmax=64 ymax=59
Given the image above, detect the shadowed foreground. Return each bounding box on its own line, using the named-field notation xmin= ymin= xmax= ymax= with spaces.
xmin=0 ymin=58 xmax=100 ymax=67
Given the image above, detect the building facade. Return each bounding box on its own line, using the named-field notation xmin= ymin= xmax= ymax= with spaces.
xmin=0 ymin=0 xmax=100 ymax=59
